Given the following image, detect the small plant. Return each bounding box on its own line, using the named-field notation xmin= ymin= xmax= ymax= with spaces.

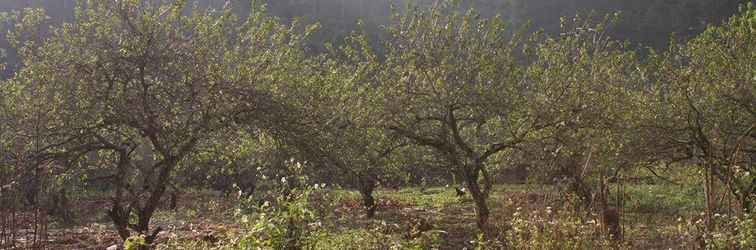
xmin=124 ymin=234 xmax=148 ymax=250
xmin=403 ymin=229 xmax=446 ymax=250
xmin=236 ymin=160 xmax=333 ymax=249
xmin=472 ymin=232 xmax=505 ymax=250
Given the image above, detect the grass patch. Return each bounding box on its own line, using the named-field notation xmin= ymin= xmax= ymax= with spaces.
xmin=618 ymin=184 xmax=704 ymax=215
xmin=377 ymin=187 xmax=465 ymax=209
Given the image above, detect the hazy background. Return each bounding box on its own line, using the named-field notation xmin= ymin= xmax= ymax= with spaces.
xmin=0 ymin=0 xmax=749 ymax=77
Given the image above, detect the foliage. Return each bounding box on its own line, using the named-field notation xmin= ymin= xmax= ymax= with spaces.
xmin=368 ymin=0 xmax=536 ymax=228
xmin=522 ymin=11 xmax=647 ymax=214
xmin=0 ymin=0 xmax=753 ymax=249
xmin=265 ymin=26 xmax=407 ymax=217
xmin=640 ymin=2 xmax=755 ymax=212
xmin=2 ymin=0 xmax=307 ymax=242
xmin=235 ymin=160 xmax=333 ymax=249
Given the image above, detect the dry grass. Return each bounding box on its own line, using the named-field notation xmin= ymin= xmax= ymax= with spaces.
xmin=33 ymin=184 xmax=741 ymax=249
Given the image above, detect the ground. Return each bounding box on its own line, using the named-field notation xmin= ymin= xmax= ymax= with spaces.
xmin=6 ymin=183 xmax=713 ymax=249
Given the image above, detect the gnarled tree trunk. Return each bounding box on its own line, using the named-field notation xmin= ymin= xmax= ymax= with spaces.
xmin=359 ymin=176 xmax=378 ymax=218
xmin=462 ymin=164 xmax=491 ymax=229
xmin=467 ymin=178 xmax=489 ymax=229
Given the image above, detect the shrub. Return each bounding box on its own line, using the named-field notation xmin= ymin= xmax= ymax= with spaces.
xmin=234 ymin=160 xmax=339 ymax=249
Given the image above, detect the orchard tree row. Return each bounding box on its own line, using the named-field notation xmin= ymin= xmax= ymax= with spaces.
xmin=0 ymin=0 xmax=753 ymax=245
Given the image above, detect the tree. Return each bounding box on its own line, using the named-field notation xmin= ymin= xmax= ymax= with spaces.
xmin=641 ymin=3 xmax=755 ymax=213
xmin=524 ymin=14 xmax=645 ymax=212
xmin=311 ymin=32 xmax=417 ymax=218
xmin=371 ymin=2 xmax=538 ymax=228
xmin=1 ymin=7 xmax=57 ymax=209
xmin=248 ymin=28 xmax=408 ymax=218
xmin=0 ymin=53 xmax=16 ymax=187
xmin=4 ymin=0 xmax=301 ymax=243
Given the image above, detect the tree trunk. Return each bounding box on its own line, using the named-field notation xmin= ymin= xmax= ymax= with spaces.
xmin=359 ymin=176 xmax=377 ymax=218
xmin=109 ymin=202 xmax=162 ymax=247
xmin=561 ymin=155 xmax=593 ymax=212
xmin=49 ymin=187 xmax=73 ymax=225
xmin=136 ymin=157 xmax=181 ymax=245
xmin=169 ymin=191 xmax=178 ymax=210
xmin=465 ymin=169 xmax=489 ymax=229
xmin=135 ymin=210 xmax=163 ymax=246
xmin=362 ymin=189 xmax=376 ymax=218
xmin=704 ymin=162 xmax=714 ymax=231
xmin=469 ymin=182 xmax=490 ymax=229
xmin=110 ymin=150 xmax=132 ymax=241
xmin=109 ymin=155 xmax=175 ymax=245
xmin=108 ymin=203 xmax=131 ymax=241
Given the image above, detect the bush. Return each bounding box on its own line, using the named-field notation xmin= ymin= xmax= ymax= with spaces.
xmin=234 ymin=160 xmax=338 ymax=249
xmin=236 ymin=184 xmax=330 ymax=249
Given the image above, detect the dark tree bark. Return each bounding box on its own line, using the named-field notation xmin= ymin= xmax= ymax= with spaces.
xmin=465 ymin=172 xmax=489 ymax=229
xmin=168 ymin=188 xmax=179 ymax=210
xmin=359 ymin=176 xmax=378 ymax=218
